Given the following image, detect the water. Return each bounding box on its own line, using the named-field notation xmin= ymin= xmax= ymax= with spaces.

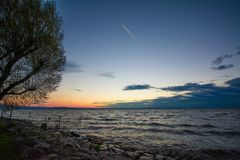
xmin=9 ymin=109 xmax=240 ymax=151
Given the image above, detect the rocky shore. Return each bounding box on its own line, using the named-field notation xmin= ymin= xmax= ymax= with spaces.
xmin=0 ymin=118 xmax=239 ymax=160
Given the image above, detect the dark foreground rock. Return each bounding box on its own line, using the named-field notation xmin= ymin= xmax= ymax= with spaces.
xmin=0 ymin=118 xmax=240 ymax=160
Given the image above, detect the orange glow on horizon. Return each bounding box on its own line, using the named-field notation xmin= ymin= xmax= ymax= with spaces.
xmin=32 ymin=100 xmax=103 ymax=108
xmin=31 ymin=86 xmax=176 ymax=108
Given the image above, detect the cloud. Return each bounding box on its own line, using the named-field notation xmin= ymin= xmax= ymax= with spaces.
xmin=212 ymin=54 xmax=233 ymax=65
xmin=98 ymin=72 xmax=115 ymax=78
xmin=225 ymin=77 xmax=240 ymax=87
xmin=237 ymin=47 xmax=240 ymax=55
xmin=107 ymin=77 xmax=240 ymax=108
xmin=212 ymin=64 xmax=234 ymax=70
xmin=123 ymin=84 xmax=153 ymax=91
xmin=161 ymin=83 xmax=216 ymax=92
xmin=121 ymin=24 xmax=137 ymax=41
xmin=73 ymin=88 xmax=82 ymax=92
xmin=211 ymin=47 xmax=240 ymax=71
xmin=64 ymin=61 xmax=83 ymax=73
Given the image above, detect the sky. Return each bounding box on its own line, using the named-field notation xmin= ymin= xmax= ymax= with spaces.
xmin=41 ymin=0 xmax=240 ymax=108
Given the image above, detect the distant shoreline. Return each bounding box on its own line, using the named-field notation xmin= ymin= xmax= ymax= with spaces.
xmin=10 ymin=106 xmax=240 ymax=110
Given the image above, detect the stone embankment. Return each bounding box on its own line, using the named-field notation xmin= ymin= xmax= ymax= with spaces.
xmin=1 ymin=118 xmax=239 ymax=160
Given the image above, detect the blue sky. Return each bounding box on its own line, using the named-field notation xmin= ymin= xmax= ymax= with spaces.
xmin=44 ymin=0 xmax=240 ymax=108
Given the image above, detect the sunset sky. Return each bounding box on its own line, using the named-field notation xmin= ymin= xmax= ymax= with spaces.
xmin=41 ymin=0 xmax=240 ymax=108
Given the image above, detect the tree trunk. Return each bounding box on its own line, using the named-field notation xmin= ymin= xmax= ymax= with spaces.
xmin=1 ymin=109 xmax=4 ymax=118
xmin=0 ymin=94 xmax=4 ymax=101
xmin=9 ymin=107 xmax=13 ymax=119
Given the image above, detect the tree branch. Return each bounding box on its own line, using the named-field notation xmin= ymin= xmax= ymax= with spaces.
xmin=0 ymin=53 xmax=9 ymax=61
xmin=6 ymin=88 xmax=36 ymax=95
xmin=0 ymin=65 xmax=42 ymax=99
xmin=0 ymin=45 xmax=39 ymax=88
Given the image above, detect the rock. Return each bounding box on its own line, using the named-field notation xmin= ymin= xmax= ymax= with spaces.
xmin=38 ymin=157 xmax=49 ymax=160
xmin=22 ymin=147 xmax=47 ymax=160
xmin=106 ymin=145 xmax=116 ymax=152
xmin=34 ymin=140 xmax=50 ymax=150
xmin=75 ymin=143 xmax=93 ymax=155
xmin=52 ymin=147 xmax=61 ymax=154
xmin=75 ymin=152 xmax=98 ymax=160
xmin=65 ymin=154 xmax=96 ymax=160
xmin=65 ymin=157 xmax=81 ymax=160
xmin=124 ymin=151 xmax=136 ymax=159
xmin=28 ymin=137 xmax=39 ymax=146
xmin=75 ymin=143 xmax=81 ymax=150
xmin=139 ymin=155 xmax=153 ymax=160
xmin=54 ymin=132 xmax=62 ymax=138
xmin=70 ymin=131 xmax=80 ymax=137
xmin=87 ymin=135 xmax=103 ymax=144
xmin=48 ymin=153 xmax=62 ymax=160
xmin=40 ymin=123 xmax=48 ymax=130
xmin=99 ymin=151 xmax=132 ymax=160
xmin=155 ymin=154 xmax=166 ymax=160
xmin=14 ymin=136 xmax=25 ymax=143
xmin=64 ymin=142 xmax=75 ymax=148
xmin=119 ymin=145 xmax=137 ymax=152
xmin=144 ymin=153 xmax=154 ymax=158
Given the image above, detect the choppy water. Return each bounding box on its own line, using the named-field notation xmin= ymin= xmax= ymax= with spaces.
xmin=8 ymin=109 xmax=240 ymax=151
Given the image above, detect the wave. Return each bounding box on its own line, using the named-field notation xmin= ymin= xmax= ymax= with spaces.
xmin=84 ymin=125 xmax=203 ymax=136
xmin=176 ymin=124 xmax=216 ymax=128
xmin=97 ymin=118 xmax=118 ymax=121
xmin=127 ymin=122 xmax=217 ymax=129
xmin=132 ymin=122 xmax=173 ymax=127
xmin=205 ymin=130 xmax=240 ymax=136
xmin=142 ymin=128 xmax=203 ymax=135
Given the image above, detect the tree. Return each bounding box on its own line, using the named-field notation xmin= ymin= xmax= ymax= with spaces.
xmin=1 ymin=96 xmax=21 ymax=119
xmin=0 ymin=0 xmax=65 ymax=106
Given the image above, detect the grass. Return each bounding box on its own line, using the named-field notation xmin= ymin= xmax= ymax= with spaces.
xmin=0 ymin=120 xmax=22 ymax=160
xmin=94 ymin=144 xmax=101 ymax=152
xmin=89 ymin=143 xmax=101 ymax=153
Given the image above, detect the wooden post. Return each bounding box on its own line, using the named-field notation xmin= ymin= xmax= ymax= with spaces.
xmin=28 ymin=111 xmax=31 ymax=122
xmin=0 ymin=104 xmax=3 ymax=118
xmin=9 ymin=106 xmax=13 ymax=119
xmin=78 ymin=117 xmax=81 ymax=130
xmin=58 ymin=115 xmax=61 ymax=128
xmin=45 ymin=115 xmax=47 ymax=124
xmin=1 ymin=107 xmax=4 ymax=118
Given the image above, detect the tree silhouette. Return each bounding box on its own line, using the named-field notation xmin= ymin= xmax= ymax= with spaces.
xmin=0 ymin=0 xmax=65 ymax=106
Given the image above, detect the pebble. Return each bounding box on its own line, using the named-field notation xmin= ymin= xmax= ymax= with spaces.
xmin=48 ymin=153 xmax=62 ymax=160
xmin=139 ymin=155 xmax=153 ymax=160
xmin=155 ymin=154 xmax=166 ymax=160
xmin=34 ymin=140 xmax=50 ymax=150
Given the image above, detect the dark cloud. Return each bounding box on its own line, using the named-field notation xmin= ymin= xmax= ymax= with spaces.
xmin=212 ymin=64 xmax=234 ymax=70
xmin=64 ymin=61 xmax=83 ymax=73
xmin=123 ymin=84 xmax=153 ymax=91
xmin=237 ymin=47 xmax=240 ymax=55
xmin=225 ymin=77 xmax=240 ymax=87
xmin=108 ymin=77 xmax=240 ymax=108
xmin=211 ymin=47 xmax=240 ymax=71
xmin=98 ymin=72 xmax=115 ymax=78
xmin=212 ymin=54 xmax=233 ymax=65
xmin=162 ymin=83 xmax=216 ymax=92
xmin=73 ymin=88 xmax=82 ymax=92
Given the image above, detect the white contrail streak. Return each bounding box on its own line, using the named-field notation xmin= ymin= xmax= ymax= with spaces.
xmin=121 ymin=24 xmax=137 ymax=41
